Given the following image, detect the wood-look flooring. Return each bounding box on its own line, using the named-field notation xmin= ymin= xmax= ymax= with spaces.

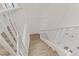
xmin=0 ymin=47 xmax=10 ymax=56
xmin=28 ymin=34 xmax=59 ymax=56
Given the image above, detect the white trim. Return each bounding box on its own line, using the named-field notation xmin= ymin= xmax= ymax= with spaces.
xmin=40 ymin=25 xmax=79 ymax=32
xmin=0 ymin=7 xmax=21 ymax=15
xmin=17 ymin=24 xmax=30 ymax=56
xmin=22 ymin=24 xmax=28 ymax=56
xmin=17 ymin=32 xmax=19 ymax=56
xmin=22 ymin=24 xmax=29 ymax=56
xmin=40 ymin=36 xmax=68 ymax=56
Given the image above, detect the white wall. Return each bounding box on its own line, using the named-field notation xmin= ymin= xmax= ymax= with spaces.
xmin=58 ymin=4 xmax=79 ymax=28
xmin=20 ymin=4 xmax=51 ymax=34
xmin=0 ymin=4 xmax=3 ymax=10
xmin=41 ymin=4 xmax=79 ymax=49
xmin=19 ymin=4 xmax=79 ymax=33
xmin=20 ymin=4 xmax=69 ymax=33
xmin=41 ymin=4 xmax=79 ymax=30
xmin=40 ymin=4 xmax=69 ymax=30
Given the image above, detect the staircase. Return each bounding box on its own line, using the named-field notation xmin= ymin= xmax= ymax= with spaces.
xmin=28 ymin=34 xmax=59 ymax=56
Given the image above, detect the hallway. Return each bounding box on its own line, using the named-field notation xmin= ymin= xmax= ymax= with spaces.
xmin=28 ymin=34 xmax=59 ymax=56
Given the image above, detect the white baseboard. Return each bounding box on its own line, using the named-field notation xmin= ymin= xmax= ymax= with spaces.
xmin=40 ymin=36 xmax=67 ymax=56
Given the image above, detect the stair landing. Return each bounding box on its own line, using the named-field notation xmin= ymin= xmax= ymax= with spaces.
xmin=28 ymin=34 xmax=59 ymax=56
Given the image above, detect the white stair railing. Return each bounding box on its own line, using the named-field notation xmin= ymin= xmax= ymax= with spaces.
xmin=0 ymin=3 xmax=27 ymax=56
xmin=17 ymin=30 xmax=27 ymax=56
xmin=40 ymin=25 xmax=79 ymax=56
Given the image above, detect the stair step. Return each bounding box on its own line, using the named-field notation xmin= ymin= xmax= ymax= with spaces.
xmin=29 ymin=33 xmax=59 ymax=56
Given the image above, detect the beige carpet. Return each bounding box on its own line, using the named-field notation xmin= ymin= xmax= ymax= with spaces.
xmin=28 ymin=34 xmax=59 ymax=56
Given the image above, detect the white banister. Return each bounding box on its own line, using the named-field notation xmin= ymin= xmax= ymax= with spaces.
xmin=17 ymin=24 xmax=29 ymax=56
xmin=17 ymin=32 xmax=19 ymax=56
xmin=40 ymin=25 xmax=79 ymax=56
xmin=40 ymin=25 xmax=79 ymax=32
xmin=0 ymin=4 xmax=29 ymax=56
xmin=0 ymin=7 xmax=21 ymax=15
